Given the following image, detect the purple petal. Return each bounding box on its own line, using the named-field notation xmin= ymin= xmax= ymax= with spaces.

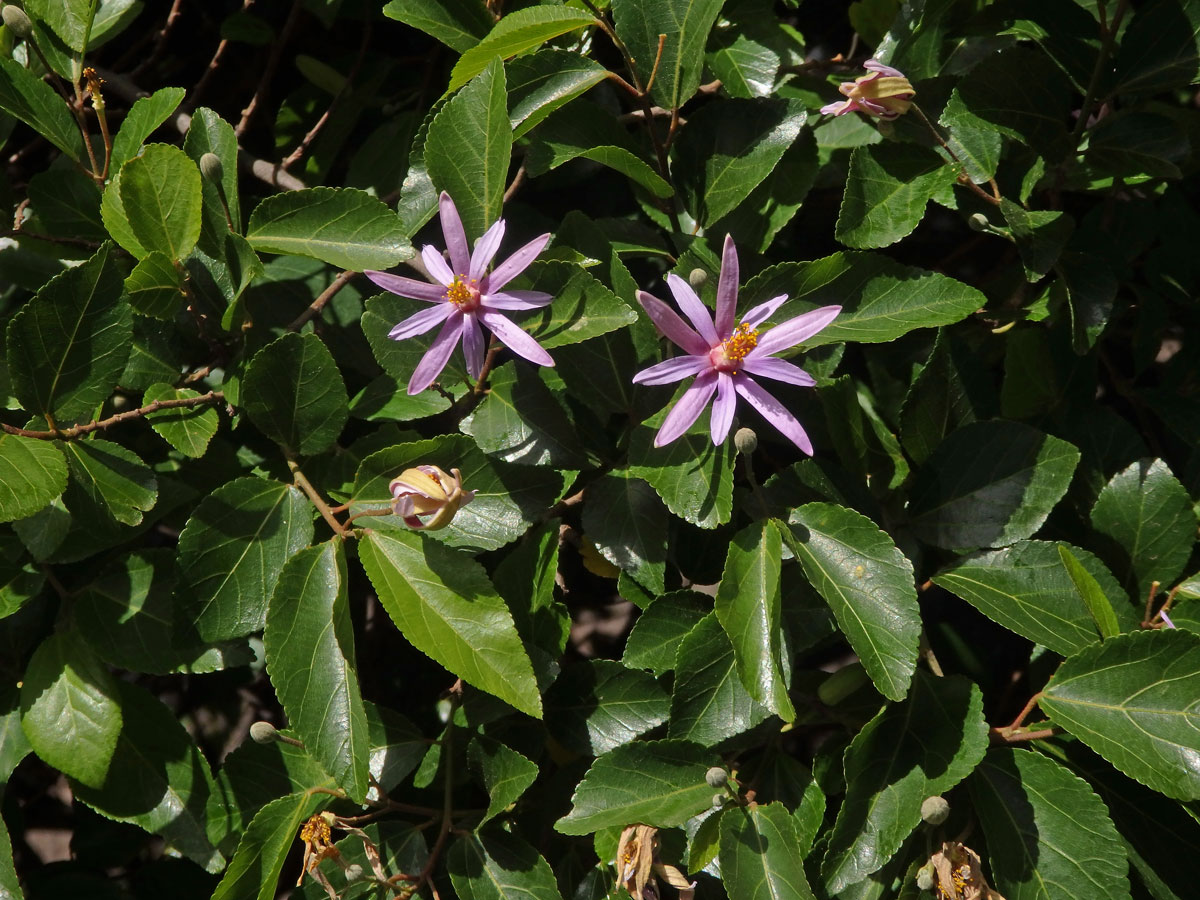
xmin=710 ymin=372 xmax=736 ymax=444
xmin=388 ymin=302 xmax=454 ymax=340
xmin=733 ymin=376 xmax=813 ymax=455
xmin=654 ymin=370 xmax=718 ymax=447
xmin=462 ymin=312 xmax=486 ymax=378
xmin=864 ymin=58 xmax=906 ymax=78
xmin=408 ymin=315 xmax=464 ymax=395
xmin=421 ymin=245 xmax=455 ymax=285
xmin=715 ymin=234 xmax=739 ymax=338
xmin=394 ymin=495 xmax=416 ymax=517
xmin=632 ymin=354 xmax=709 ymax=386
xmin=438 ymin=192 xmax=471 ymax=277
xmin=488 ymin=233 xmax=551 ymax=291
xmin=742 ymin=294 xmax=789 ymax=329
xmin=751 ymin=305 xmax=841 ymax=357
xmin=470 ymin=218 xmax=506 ymax=281
xmin=740 ymin=356 xmax=816 ymax=387
xmin=365 ymin=271 xmax=448 ymax=303
xmin=820 ymin=99 xmax=851 ymax=116
xmin=483 ymin=290 xmax=554 ymax=310
xmin=637 ymin=291 xmax=710 ymax=357
xmin=479 ymin=309 xmax=554 ymax=367
xmin=666 ymin=274 xmax=719 ymax=346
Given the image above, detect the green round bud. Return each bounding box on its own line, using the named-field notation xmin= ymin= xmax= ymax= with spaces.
xmin=734 ymin=427 xmax=757 ymax=455
xmin=920 ymin=795 xmax=950 ymax=825
xmin=249 ymin=721 xmax=278 ymax=744
xmin=2 ymin=6 xmax=35 ymax=39
xmin=706 ymin=766 xmax=729 ymax=788
xmin=688 ymin=268 xmax=708 ymax=288
xmin=916 ymin=863 xmax=935 ymax=891
xmin=344 ymin=864 xmax=364 ymax=882
xmin=968 ymin=213 xmax=991 ymax=232
xmin=712 ymin=793 xmax=727 ymax=808
xmin=199 ymin=152 xmax=224 ymax=183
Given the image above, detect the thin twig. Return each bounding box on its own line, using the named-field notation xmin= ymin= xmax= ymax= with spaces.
xmin=131 ymin=0 xmax=185 ymax=77
xmin=0 ymin=229 xmax=106 ymax=249
xmin=236 ymin=0 xmax=304 ymax=138
xmin=1002 ymin=692 xmax=1044 ymax=734
xmin=1072 ymin=0 xmax=1131 ymax=144
xmin=287 ymin=270 xmax=357 ymax=331
xmin=989 ymin=726 xmax=1060 ymax=745
xmin=912 ymin=104 xmax=1002 ymax=206
xmin=502 ymin=162 xmax=527 ymax=203
xmin=1 ymin=391 xmax=224 ymax=439
xmin=189 ymin=0 xmax=257 ymax=112
xmin=288 ymin=459 xmax=348 ymax=536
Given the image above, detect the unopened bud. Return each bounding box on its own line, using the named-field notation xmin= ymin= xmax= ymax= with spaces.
xmin=688 ymin=268 xmax=708 ymax=288
xmin=2 ymin=6 xmax=35 ymax=39
xmin=390 ymin=465 xmax=475 ymax=531
xmin=199 ymin=152 xmax=224 ymax=182
xmin=344 ymin=864 xmax=364 ymax=882
xmin=968 ymin=213 xmax=991 ymax=232
xmin=733 ymin=427 xmax=757 ymax=455
xmin=920 ymin=795 xmax=950 ymax=825
xmin=712 ymin=793 xmax=727 ymax=808
xmin=916 ymin=863 xmax=935 ymax=891
xmin=250 ymin=721 xmax=278 ymax=744
xmin=706 ymin=766 xmax=729 ymax=788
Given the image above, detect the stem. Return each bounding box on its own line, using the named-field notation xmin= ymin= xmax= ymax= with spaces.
xmin=287 ymin=269 xmax=357 ymax=332
xmin=288 ymin=459 xmax=348 ymax=536
xmin=919 ymin=631 xmax=945 ymax=677
xmin=236 ymin=0 xmax=303 ymax=139
xmin=989 ymin=726 xmax=1060 ymax=745
xmin=502 ymin=162 xmax=527 ymax=203
xmin=189 ymin=0 xmax=256 ymax=111
xmin=911 ymin=103 xmax=1002 ymax=207
xmin=1002 ymin=691 xmax=1044 ymax=734
xmin=131 ymin=0 xmax=184 ymax=77
xmin=643 ymin=34 xmax=667 ymax=96
xmin=1 ymin=391 xmax=224 ymax=439
xmin=1072 ymin=0 xmax=1131 ymax=144
xmin=345 ymin=507 xmax=395 ymax=528
xmin=410 ymin=680 xmax=463 ymax=896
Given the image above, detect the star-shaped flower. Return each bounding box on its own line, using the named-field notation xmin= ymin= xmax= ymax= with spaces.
xmin=820 ymin=59 xmax=915 ymax=119
xmin=365 ymin=192 xmax=555 ymax=395
xmin=633 ymin=235 xmax=839 ymax=454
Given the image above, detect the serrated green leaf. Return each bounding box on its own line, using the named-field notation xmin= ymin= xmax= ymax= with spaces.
xmin=1059 ymin=544 xmax=1121 ymax=640
xmin=62 ymin=439 xmax=157 ymax=526
xmin=934 ymin=541 xmax=1135 ymax=658
xmin=246 ymin=187 xmax=411 ymax=270
xmin=1000 ymin=199 xmax=1075 ymax=281
xmin=898 ymin=329 xmax=995 ymax=464
xmin=822 ymin=672 xmax=988 ymax=893
xmin=365 ymin=701 xmax=426 ymax=795
xmin=544 ymin=659 xmax=670 ymax=756
xmin=740 ymin=252 xmax=986 ymax=347
xmin=1040 ymin=629 xmax=1200 ymax=801
xmin=175 ymin=477 xmax=314 ymax=642
xmin=507 ymin=49 xmax=607 ymax=139
xmin=467 ymin=736 xmax=539 ymax=826
xmin=0 ymin=531 xmax=44 ymax=618
xmin=0 ymin=57 xmax=86 ymax=161
xmin=555 ymin=739 xmax=716 ymax=834
xmin=381 ymin=0 xmax=493 ymax=52
xmin=720 ymin=802 xmax=818 ymax=900
xmin=461 ymin=364 xmax=587 ymax=467
xmin=265 ymin=541 xmax=368 ymax=802
xmin=448 ymin=7 xmax=597 ymax=93
xmin=119 ymin=144 xmax=203 ymax=261
xmin=101 ymin=164 xmax=148 ymax=258
xmin=835 ymin=143 xmax=954 ymax=249
xmin=124 ymin=251 xmax=186 ymax=319
xmin=0 ymin=434 xmax=67 ymax=524
xmin=448 ymin=831 xmax=563 ymax=900
xmin=623 ymin=591 xmax=711 ymax=676
xmin=27 ymin=166 xmax=106 ymax=241
xmin=707 ymin=30 xmax=780 ymax=99
xmin=1090 ymin=459 xmax=1194 ymax=601
xmin=425 ymin=58 xmax=511 ymax=240
xmin=214 ymin=734 xmax=335 ymax=843
xmin=24 ymin=0 xmax=138 ymax=51
xmin=909 ymin=421 xmax=1080 ymax=551
xmin=783 ymin=504 xmax=920 ymax=702
xmin=359 ymin=529 xmax=541 ymax=718
xmin=0 ymin=797 xmax=17 ymax=900
xmin=143 ymin=383 xmax=220 ymax=458
xmin=1114 ymin=0 xmax=1200 ymax=94
xmin=516 ymin=261 xmax=640 ymax=350
xmin=72 ymin=680 xmax=224 ymax=872
xmin=610 ymin=0 xmax=724 ymax=110
xmin=581 ymin=473 xmax=667 ymax=595
xmin=110 ymin=86 xmax=186 ymax=173
xmin=211 ymin=791 xmax=330 ymax=900
xmin=5 ymin=242 xmax=131 ymax=425
xmin=20 ymin=631 xmax=123 ymax=789
xmin=241 ymin=332 xmax=348 ymax=456
xmin=970 ymin=748 xmax=1131 ymax=900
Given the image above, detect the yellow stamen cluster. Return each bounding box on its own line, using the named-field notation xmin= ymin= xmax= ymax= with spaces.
xmin=445 ymin=276 xmax=476 ymax=305
xmin=722 ymin=322 xmax=759 ymax=366
xmin=300 ymin=814 xmax=331 ymax=845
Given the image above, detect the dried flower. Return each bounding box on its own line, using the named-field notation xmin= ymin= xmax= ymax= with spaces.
xmin=298 ymin=813 xmax=340 ymax=894
xmin=820 ymin=59 xmax=915 ymax=120
xmin=632 ymin=234 xmax=839 ymax=454
xmin=389 ymin=465 xmax=474 ymax=531
xmin=365 ymin=192 xmax=555 ymax=394
xmin=930 ymin=840 xmax=1007 ymax=900
xmin=616 ymin=824 xmax=696 ymax=900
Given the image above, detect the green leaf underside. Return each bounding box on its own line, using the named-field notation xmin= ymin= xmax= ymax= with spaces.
xmin=467 ymin=736 xmax=539 ymax=827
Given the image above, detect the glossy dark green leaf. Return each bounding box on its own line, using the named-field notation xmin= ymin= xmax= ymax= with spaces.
xmin=1059 ymin=544 xmax=1121 ymax=640
xmin=581 ymin=473 xmax=667 ymax=595
xmin=835 ymin=144 xmax=954 ymax=249
xmin=1114 ymin=0 xmax=1200 ymax=94
xmin=72 ymin=680 xmax=225 ymax=872
xmin=610 ymin=0 xmax=724 ymax=110
xmin=669 ymin=612 xmax=771 ymax=746
xmin=707 ymin=30 xmax=780 ymax=98
xmin=110 ymin=86 xmax=185 ymax=173
xmin=210 ymin=791 xmax=329 ymax=900
xmin=0 ymin=434 xmax=67 ymax=524
xmin=970 ymin=748 xmax=1131 ymax=900
xmin=784 ymin=504 xmax=920 ymax=702
xmin=909 ymin=421 xmax=1080 ymax=551
xmin=0 ymin=531 xmax=43 ymax=618
xmin=715 ymin=520 xmax=792 ymax=720
xmin=20 ymin=631 xmax=123 ymax=789
xmin=1040 ymin=629 xmax=1200 ymax=801
xmin=740 ymin=252 xmax=986 ymax=347
xmin=27 ymin=166 xmax=106 ymax=241
xmin=467 ymin=736 xmax=539 ymax=826
xmin=461 ymin=364 xmax=587 ymax=467
xmin=934 ymin=541 xmax=1135 ymax=658
xmin=1090 ymin=459 xmax=1194 ymax=601
xmin=507 ymin=49 xmax=607 ymax=138
xmin=144 ymin=383 xmax=220 ymax=458
xmin=448 ymin=831 xmax=563 ymax=900
xmin=241 ymin=332 xmax=348 ymax=456
xmin=265 ymin=541 xmax=368 ymax=802
xmin=676 ymin=98 xmax=807 ymax=225
xmin=175 ymin=477 xmax=313 ymax=642
xmin=425 ymin=58 xmax=511 ymax=240
xmin=381 ymin=0 xmax=493 ymax=52
xmin=555 ymin=739 xmax=716 ymax=834
xmin=1087 ymin=112 xmax=1189 ymax=181
xmin=118 ymin=144 xmax=203 ymax=261
xmin=623 ymin=591 xmax=711 ymax=676
xmin=184 ymin=106 xmax=244 ymax=242
xmin=517 ymin=261 xmax=640 ymax=350
xmin=720 ymin=802 xmax=818 ymax=900
xmin=0 ymin=58 xmax=85 ymax=161
xmin=898 ymin=329 xmax=994 ymax=465
xmin=62 ymin=439 xmax=157 ymax=526
xmin=124 ymin=252 xmax=186 ymax=319
xmin=822 ymin=673 xmax=988 ymax=893
xmin=360 ymin=529 xmax=541 ymax=717
xmin=24 ymin=0 xmax=137 ymax=51
xmin=5 ymin=241 xmax=131 ymax=425
xmin=1000 ymin=199 xmax=1075 ymax=281
xmin=545 ymin=659 xmax=670 ymax=756
xmin=448 ymin=6 xmax=597 ymax=92
xmin=0 ymin=804 xmax=17 ymax=900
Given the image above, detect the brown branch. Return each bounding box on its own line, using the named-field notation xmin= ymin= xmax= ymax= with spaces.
xmin=1072 ymin=0 xmax=1131 ymax=144
xmin=288 ymin=459 xmax=348 ymax=536
xmin=189 ymin=0 xmax=257 ymax=112
xmin=0 ymin=229 xmax=106 ymax=249
xmin=236 ymin=0 xmax=304 ymax=139
xmin=1002 ymin=692 xmax=1044 ymax=734
xmin=643 ymin=34 xmax=667 ymax=96
xmin=502 ymin=162 xmax=527 ymax=203
xmin=912 ymin=104 xmax=1002 ymax=207
xmin=287 ymin=270 xmax=357 ymax=331
xmin=131 ymin=0 xmax=185 ymax=78
xmin=989 ymin=726 xmax=1060 ymax=745
xmin=1 ymin=391 xmax=224 ymax=440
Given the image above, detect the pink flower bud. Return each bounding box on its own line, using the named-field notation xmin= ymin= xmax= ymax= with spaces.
xmin=820 ymin=59 xmax=915 ymax=120
xmin=389 ymin=465 xmax=475 ymax=531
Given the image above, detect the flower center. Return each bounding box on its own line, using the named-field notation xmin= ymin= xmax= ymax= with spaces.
xmin=445 ymin=275 xmax=481 ymax=310
xmin=710 ymin=321 xmax=759 ymax=372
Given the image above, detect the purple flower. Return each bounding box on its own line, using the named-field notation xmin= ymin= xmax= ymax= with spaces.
xmin=820 ymin=59 xmax=915 ymax=120
xmin=632 ymin=235 xmax=840 ymax=454
xmin=365 ymin=192 xmax=555 ymax=395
